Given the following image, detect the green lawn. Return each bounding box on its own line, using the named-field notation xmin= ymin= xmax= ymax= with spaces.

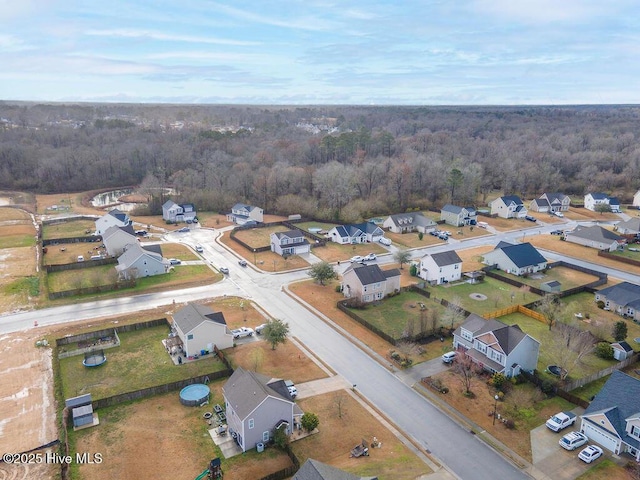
xmin=607 ymin=248 xmax=640 ymax=260
xmin=348 ymin=291 xmax=447 ymax=340
xmin=0 ymin=234 xmax=36 ymax=248
xmin=295 ymin=221 xmax=339 ymax=233
xmin=42 ymin=219 xmax=96 ymax=239
xmin=59 ymin=325 xmax=227 ymax=400
xmin=489 ymin=266 xmax=600 ymax=291
xmin=428 ymin=276 xmax=541 ymax=316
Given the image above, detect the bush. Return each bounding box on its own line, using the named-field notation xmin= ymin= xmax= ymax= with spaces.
xmin=595 ymin=342 xmax=614 ymax=360
xmin=300 ymin=412 xmax=319 ymax=432
xmin=541 ymin=380 xmax=556 ymax=396
xmin=504 ymin=419 xmax=516 ymax=429
xmin=440 ymin=387 xmax=449 ymax=394
xmin=409 ymin=264 xmax=418 ymax=277
xmin=596 ymin=300 xmax=605 ymax=309
xmin=273 ymin=425 xmax=289 ymax=449
xmin=491 ymin=372 xmax=507 ymax=390
xmin=335 ymin=284 xmax=342 ymax=293
xmin=418 ymin=232 xmax=424 ymax=241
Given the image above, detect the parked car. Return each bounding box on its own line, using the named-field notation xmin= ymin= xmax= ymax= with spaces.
xmin=287 ymin=385 xmax=298 ymax=398
xmin=177 ymin=227 xmax=189 ymax=233
xmin=255 ymin=323 xmax=269 ymax=334
xmin=550 ymin=230 xmax=563 ymax=235
xmin=559 ymin=431 xmax=588 ymax=451
xmin=554 ymin=211 xmax=564 ymax=218
xmin=578 ymin=445 xmax=603 ymax=463
xmin=77 ymin=255 xmax=84 ymax=262
xmin=135 ymin=230 xmax=148 ymax=236
xmin=442 ymin=351 xmax=457 ymax=364
xmin=195 ymin=245 xmax=204 ymax=253
xmin=546 ymin=411 xmax=576 ymax=432
xmin=186 ymin=219 xmax=193 ymax=224
xmin=238 ymin=259 xmax=248 ymax=267
xmin=219 ymin=267 xmax=229 ymax=274
xmin=231 ymin=327 xmax=254 ymax=339
xmin=378 ymin=237 xmax=392 ymax=246
xmin=169 ymin=258 xmax=181 ymax=265
xmin=363 ymin=253 xmax=377 ymax=261
xmin=477 ymin=221 xmax=489 ymax=229
xmin=350 ymin=255 xmax=364 ymax=263
xmin=437 ymin=233 xmax=449 ymax=240
xmin=525 ymin=215 xmax=537 ymax=222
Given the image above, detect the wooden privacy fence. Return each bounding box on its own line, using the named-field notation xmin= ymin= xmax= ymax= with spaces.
xmin=484 ymin=304 xmax=547 ymax=323
xmin=563 ymin=352 xmax=640 ymax=391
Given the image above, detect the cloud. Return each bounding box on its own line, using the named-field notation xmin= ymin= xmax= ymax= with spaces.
xmin=84 ymin=29 xmax=260 ymax=46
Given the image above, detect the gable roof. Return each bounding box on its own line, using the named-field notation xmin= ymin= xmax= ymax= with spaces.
xmin=274 ymin=229 xmax=305 ymax=240
xmin=294 ymin=459 xmax=377 ymax=480
xmin=387 ymin=212 xmax=436 ymax=227
xmin=583 ymin=371 xmax=640 ymax=444
xmin=102 ymin=224 xmax=136 ymax=241
xmin=344 ymin=263 xmax=387 ymax=285
xmin=223 ymin=367 xmax=296 ymax=420
xmin=531 ymin=198 xmax=549 ymax=208
xmin=567 ymin=225 xmax=624 ymax=243
xmin=494 ymin=242 xmax=546 ymax=268
xmin=616 ymin=218 xmax=640 ymax=232
xmin=427 ymin=250 xmax=462 ymax=267
xmin=587 ymin=192 xmax=609 ymax=200
xmin=441 ymin=204 xmax=464 ymax=214
xmin=162 ymin=200 xmax=177 ymax=209
xmin=352 ymin=222 xmax=383 ymax=235
xmin=116 ymin=242 xmax=166 ymax=270
xmin=597 ymin=282 xmax=640 ymax=306
xmin=173 ymin=302 xmax=227 ymax=334
xmin=455 ymin=315 xmax=537 ymax=354
xmin=612 ymin=341 xmax=633 ymax=353
xmin=107 ymin=208 xmax=129 ymax=223
xmin=500 ymin=195 xmax=524 ymax=205
xmin=542 ymin=192 xmax=568 ymax=204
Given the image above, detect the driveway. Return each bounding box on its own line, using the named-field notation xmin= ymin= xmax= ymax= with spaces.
xmin=530 ymin=410 xmax=594 ymax=480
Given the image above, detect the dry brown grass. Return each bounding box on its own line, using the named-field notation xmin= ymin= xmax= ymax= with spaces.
xmin=484 ymin=216 xmax=528 ymax=232
xmin=294 ymin=392 xmax=432 ymax=479
xmin=564 ymin=208 xmax=620 ymax=222
xmin=218 ymin=233 xmax=310 ymax=271
xmin=36 ymin=192 xmax=102 ymax=215
xmin=385 ymin=231 xmax=444 ymax=248
xmin=456 ymin=245 xmax=495 ymax=271
xmin=233 ymin=225 xmax=291 ymax=248
xmin=311 ymin=242 xmax=387 ymax=263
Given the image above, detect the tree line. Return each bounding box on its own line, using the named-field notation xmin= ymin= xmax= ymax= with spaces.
xmin=1 ymin=102 xmax=640 ymax=222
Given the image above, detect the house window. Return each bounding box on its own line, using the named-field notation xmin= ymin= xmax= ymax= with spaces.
xmin=461 ymin=330 xmax=472 ymax=342
xmin=475 ymin=341 xmax=487 ymax=354
xmin=374 ymin=282 xmax=381 ymax=289
xmin=455 ymin=264 xmax=459 ymax=269
xmin=364 ymin=295 xmax=371 ymax=302
xmin=376 ymin=292 xmax=383 ymax=300
xmin=248 ymin=419 xmax=254 ymax=429
xmin=187 ymin=334 xmax=193 ymax=340
xmin=363 ymin=286 xmax=368 ymax=292
xmin=631 ymin=425 xmax=640 ymax=439
xmin=263 ymin=431 xmax=270 ymax=442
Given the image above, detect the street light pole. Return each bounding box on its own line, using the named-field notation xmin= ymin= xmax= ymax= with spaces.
xmin=493 ymin=394 xmax=499 ymax=425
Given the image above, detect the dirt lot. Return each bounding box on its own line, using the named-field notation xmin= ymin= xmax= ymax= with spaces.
xmin=311 ymin=242 xmax=387 ymax=263
xmin=218 ymin=233 xmax=310 ymax=271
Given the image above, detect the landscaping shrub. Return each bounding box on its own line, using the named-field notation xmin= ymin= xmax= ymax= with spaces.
xmin=613 ymin=320 xmax=628 ymax=342
xmin=504 ymin=419 xmax=515 ymax=429
xmin=335 ymin=284 xmax=342 ymax=293
xmin=491 ymin=372 xmax=507 ymax=390
xmin=418 ymin=232 xmax=424 ymax=241
xmin=595 ymin=342 xmax=614 ymax=360
xmin=273 ymin=425 xmax=289 ymax=449
xmin=409 ymin=264 xmax=418 ymax=277
xmin=596 ymin=300 xmax=605 ymax=309
xmin=440 ymin=387 xmax=449 ymax=394
xmin=301 ymin=412 xmax=319 ymax=432
xmin=541 ymin=380 xmax=556 ymax=396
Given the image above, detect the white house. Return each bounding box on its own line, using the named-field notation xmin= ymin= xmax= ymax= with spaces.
xmin=584 ymin=193 xmax=620 ymax=213
xmin=162 ymin=200 xmax=197 ymax=223
xmin=489 ymin=195 xmax=527 ymax=219
xmin=270 ymin=230 xmax=310 ymax=256
xmin=227 ymin=203 xmax=264 ymax=225
xmin=633 ymin=189 xmax=640 ymax=208
xmin=483 ymin=242 xmax=547 ymax=275
xmin=383 ymin=212 xmax=437 ymax=233
xmin=580 ymin=371 xmax=640 ymax=461
xmin=418 ymin=250 xmax=462 ymax=285
xmin=115 ymin=243 xmax=169 ymax=280
xmin=453 ymin=314 xmax=540 ymax=377
xmin=172 ymin=302 xmax=234 ymax=357
xmin=102 ymin=225 xmax=138 ymax=257
xmin=440 ymin=205 xmax=477 ymax=227
xmin=94 ymin=208 xmax=131 ymax=236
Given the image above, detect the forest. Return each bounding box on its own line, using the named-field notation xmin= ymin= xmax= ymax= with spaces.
xmin=1 ymin=102 xmax=639 ymax=222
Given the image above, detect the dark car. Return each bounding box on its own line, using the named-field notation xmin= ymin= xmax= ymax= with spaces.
xmin=525 ymin=215 xmax=537 ymax=222
xmin=550 ymin=230 xmax=563 ymax=235
xmin=238 ymin=259 xmax=247 ymax=267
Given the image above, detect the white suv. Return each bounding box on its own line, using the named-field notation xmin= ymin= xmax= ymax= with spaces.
xmin=559 ymin=431 xmax=588 ymax=451
xmin=442 ymin=351 xmax=457 ymax=364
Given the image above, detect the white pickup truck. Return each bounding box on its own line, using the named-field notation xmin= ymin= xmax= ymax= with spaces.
xmin=231 ymin=327 xmax=254 ymax=339
xmin=546 ymin=411 xmax=577 ymax=432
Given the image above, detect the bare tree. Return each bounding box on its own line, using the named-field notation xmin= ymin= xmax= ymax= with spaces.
xmin=452 ymin=354 xmax=480 ymax=396
xmin=549 ymin=322 xmax=596 ymax=380
xmin=537 ymin=294 xmax=562 ymax=331
xmin=333 ymin=392 xmax=347 ymax=419
xmin=442 ymin=297 xmax=465 ymax=330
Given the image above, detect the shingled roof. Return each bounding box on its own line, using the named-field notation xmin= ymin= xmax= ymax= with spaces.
xmin=173 ymin=302 xmax=227 ymax=334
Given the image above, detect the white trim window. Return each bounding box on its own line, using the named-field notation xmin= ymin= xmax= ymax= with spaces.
xmin=248 ymin=418 xmax=254 ymax=429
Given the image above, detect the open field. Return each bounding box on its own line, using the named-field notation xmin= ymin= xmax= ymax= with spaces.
xmin=527 ymin=234 xmax=640 ymax=276
xmin=483 ymin=216 xmax=530 ymax=232
xmin=233 ymin=225 xmax=292 ymax=248
xmin=293 ymin=392 xmax=432 ymax=479
xmin=563 ymin=208 xmax=620 ymax=222
xmin=47 ymin=264 xmax=120 ymax=292
xmin=42 ymin=219 xmax=97 ymax=239
xmin=58 ymin=323 xmax=228 ymax=400
xmin=0 ymin=207 xmax=36 ymax=249
xmin=310 ymin=241 xmax=387 ymax=263
xmin=44 ymin=242 xmax=108 ymax=265
xmin=37 ymin=192 xmax=100 ymax=215
xmin=0 ymin=246 xmax=39 ymax=313
xmin=490 ymin=265 xmax=601 ymax=291
xmin=428 ymin=276 xmax=541 ymax=316
xmin=218 ymin=233 xmax=311 ymax=271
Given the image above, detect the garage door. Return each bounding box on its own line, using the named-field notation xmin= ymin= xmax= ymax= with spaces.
xmin=583 ymin=423 xmax=619 ymax=453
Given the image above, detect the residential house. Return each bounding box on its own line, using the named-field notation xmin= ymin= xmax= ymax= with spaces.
xmin=171 ymin=302 xmax=234 ymax=357
xmin=102 ymin=225 xmax=138 ymax=257
xmin=294 ymin=459 xmax=378 ymax=480
xmin=115 ymin=243 xmax=169 ymax=280
xmin=342 ymin=264 xmax=400 ymax=303
xmin=223 ymin=367 xmax=303 ymax=452
xmin=226 ymin=203 xmax=264 ymax=225
xmin=270 ymin=230 xmax=311 ymax=256
xmin=633 ymin=189 xmax=640 ymax=208
xmin=328 ymin=222 xmax=383 ymax=244
xmin=564 ymin=225 xmax=625 ymax=252
xmin=584 ymin=193 xmax=620 ymax=213
xmin=453 ymin=314 xmax=540 ymax=377
xmin=614 ymin=218 xmax=640 ymax=236
xmin=594 ymin=282 xmax=640 ymax=322
xmin=482 ymin=242 xmax=547 ymax=275
xmin=529 ymin=193 xmax=571 ymax=213
xmin=383 ymin=212 xmax=437 ymax=233
xmin=418 ymin=250 xmax=463 ymax=285
xmin=162 ymin=200 xmax=197 ymax=222
xmin=489 ymin=195 xmax=527 ymax=219
xmin=440 ymin=204 xmax=478 ymax=227
xmin=94 ymin=208 xmax=131 ymax=235
xmin=580 ymin=371 xmax=640 ymax=461
xmin=611 ymin=342 xmax=634 ymax=361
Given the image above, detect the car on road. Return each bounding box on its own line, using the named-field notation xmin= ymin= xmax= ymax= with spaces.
xmin=255 ymin=323 xmax=269 ymax=334
xmin=231 ymin=327 xmax=254 ymax=339
xmin=525 ymin=215 xmax=537 ymax=222
xmin=437 ymin=232 xmax=449 ymax=240
xmin=350 ymin=255 xmax=364 ymax=263
xmin=378 ymin=237 xmax=392 ymax=246
xmin=578 ymin=445 xmax=603 ymax=463
xmin=442 ymin=351 xmax=457 ymax=364
xmin=219 ymin=267 xmax=229 ymax=274
xmin=559 ymin=431 xmax=588 ymax=451
xmin=363 ymin=253 xmax=377 ymax=261
xmin=177 ymin=227 xmax=189 ymax=233
xmin=135 ymin=230 xmax=148 ymax=236
xmin=238 ymin=259 xmax=248 ymax=267
xmin=169 ymin=258 xmax=181 ymax=265
xmin=550 ymin=230 xmax=563 ymax=235
xmin=195 ymin=245 xmax=204 ymax=253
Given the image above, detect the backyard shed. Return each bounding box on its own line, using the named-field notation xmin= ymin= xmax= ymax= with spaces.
xmin=65 ymin=394 xmax=95 ymax=428
xmin=611 ymin=341 xmax=634 ymax=361
xmin=540 ymin=280 xmax=561 ymax=293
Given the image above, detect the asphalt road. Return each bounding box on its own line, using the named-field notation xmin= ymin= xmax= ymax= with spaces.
xmin=0 ymin=216 xmax=631 ymax=479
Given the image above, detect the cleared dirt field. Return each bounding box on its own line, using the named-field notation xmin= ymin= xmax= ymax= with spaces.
xmin=218 ymin=233 xmax=310 ymax=271
xmin=563 ymin=208 xmax=620 ymax=222
xmin=37 ymin=192 xmax=102 ymax=216
xmin=311 ymin=242 xmax=387 ymax=263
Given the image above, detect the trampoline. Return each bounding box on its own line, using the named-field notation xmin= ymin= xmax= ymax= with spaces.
xmin=180 ymin=384 xmax=210 ymax=407
xmin=83 ymin=349 xmax=107 ymax=367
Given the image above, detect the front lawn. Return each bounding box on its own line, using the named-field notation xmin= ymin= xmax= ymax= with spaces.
xmin=295 ymin=221 xmax=339 ymax=233
xmin=233 ymin=225 xmax=291 ymax=249
xmin=384 ymin=230 xmax=443 ymax=248
xmin=311 ymin=241 xmax=387 ymax=263
xmin=58 ymin=324 xmax=228 ymax=400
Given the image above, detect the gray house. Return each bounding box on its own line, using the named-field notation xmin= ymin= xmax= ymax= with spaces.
xmin=440 ymin=204 xmax=477 ymax=227
xmin=342 ymin=264 xmax=401 ymax=303
xmin=383 ymin=212 xmax=437 ymax=233
xmin=223 ymin=367 xmax=303 ymax=452
xmin=162 ymin=200 xmax=197 ymax=222
xmin=227 ymin=203 xmax=264 ymax=225
xmin=614 ymin=218 xmax=640 ymax=235
xmin=270 ymin=230 xmax=311 ymax=256
xmin=115 ymin=243 xmax=169 ymax=280
xmin=102 ymin=225 xmax=138 ymax=257
xmin=172 ymin=303 xmax=234 ymax=357
xmin=94 ymin=208 xmax=131 ymax=235
xmin=482 ymin=242 xmax=547 ymax=275
xmin=595 ymin=282 xmax=640 ymax=322
xmin=453 ymin=314 xmax=540 ymax=377
xmin=489 ymin=195 xmax=527 ymax=219
xmin=294 ymin=459 xmax=378 ymax=480
xmin=529 ymin=193 xmax=570 ymax=213
xmin=564 ymin=225 xmax=625 ymax=252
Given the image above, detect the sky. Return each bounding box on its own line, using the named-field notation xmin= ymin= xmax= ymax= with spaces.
xmin=1 ymin=0 xmax=639 ymax=105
